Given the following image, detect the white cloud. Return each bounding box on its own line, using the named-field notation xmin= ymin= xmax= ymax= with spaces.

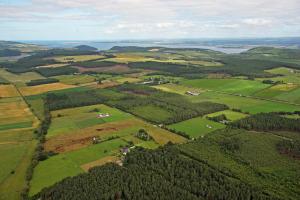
xmin=0 ymin=0 xmax=299 ymax=39
xmin=242 ymin=18 xmax=272 ymax=26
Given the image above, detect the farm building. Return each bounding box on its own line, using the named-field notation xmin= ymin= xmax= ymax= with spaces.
xmin=97 ymin=113 xmax=110 ymax=118
xmin=186 ymin=91 xmax=200 ymax=96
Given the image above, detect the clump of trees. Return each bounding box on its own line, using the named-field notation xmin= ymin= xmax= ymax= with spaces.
xmin=35 ymin=66 xmax=78 ymax=77
xmin=207 ymin=114 xmax=228 ymax=123
xmin=26 ymin=78 xmax=59 ymax=86
xmin=136 ymin=129 xmax=152 ymax=141
xmin=231 ymin=113 xmax=300 ymax=132
xmin=0 ymin=49 xmax=21 ymax=57
xmin=277 ymin=140 xmax=300 ymax=159
xmin=220 ymin=137 xmax=242 ymax=152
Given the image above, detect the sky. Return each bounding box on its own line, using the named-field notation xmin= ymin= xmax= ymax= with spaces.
xmin=0 ymin=0 xmax=299 ymax=40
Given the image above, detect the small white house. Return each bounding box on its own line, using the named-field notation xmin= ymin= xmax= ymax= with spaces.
xmin=97 ymin=113 xmax=110 ymax=118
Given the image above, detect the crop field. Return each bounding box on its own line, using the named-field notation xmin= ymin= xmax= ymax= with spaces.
xmin=53 ymin=55 xmax=106 ymax=63
xmin=0 ymin=84 xmax=19 ymax=98
xmin=205 ymin=110 xmax=248 ymax=121
xmin=0 ymin=140 xmax=36 ymax=200
xmin=181 ymin=78 xmax=270 ymax=96
xmin=53 ymin=74 xmax=96 ymax=85
xmin=168 ymin=116 xmax=225 ymax=138
xmin=254 ymin=84 xmax=300 ymax=103
xmin=0 ymin=69 xmax=45 ymax=83
xmin=0 ymin=95 xmax=37 ymax=200
xmin=19 ymin=82 xmax=76 ymax=96
xmin=0 ymin=99 xmax=38 ymax=129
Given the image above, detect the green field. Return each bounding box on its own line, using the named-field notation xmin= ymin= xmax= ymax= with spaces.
xmin=181 ymin=78 xmax=270 ymax=95
xmin=261 ymin=67 xmax=300 ymax=84
xmin=153 ymin=83 xmax=203 ymax=95
xmin=53 ymin=74 xmax=96 ymax=85
xmin=0 ymin=129 xmax=36 ymax=200
xmin=47 ymin=104 xmax=132 ymax=138
xmin=29 ymin=138 xmax=127 ymax=196
xmin=168 ymin=116 xmax=225 ymax=138
xmin=187 ymin=90 xmax=300 ymax=114
xmin=130 ymin=105 xmax=173 ymax=123
xmin=205 ymin=110 xmax=248 ymax=121
xmin=0 ymin=121 xmax=32 ymax=131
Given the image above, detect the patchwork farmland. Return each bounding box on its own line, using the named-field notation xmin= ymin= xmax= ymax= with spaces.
xmin=0 ymin=42 xmax=300 ymax=200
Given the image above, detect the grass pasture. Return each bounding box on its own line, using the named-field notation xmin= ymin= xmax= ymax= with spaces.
xmin=205 ymin=110 xmax=248 ymax=121
xmin=47 ymin=104 xmax=132 ymax=138
xmin=0 ymin=85 xmax=19 ymax=98
xmin=53 ymin=74 xmax=96 ymax=85
xmin=19 ymin=82 xmax=76 ymax=96
xmin=187 ymin=91 xmax=300 ymax=114
xmin=181 ymin=78 xmax=269 ymax=96
xmin=29 ymin=138 xmax=126 ymax=196
xmin=153 ymin=83 xmax=203 ymax=95
xmin=168 ymin=117 xmax=225 ymax=138
xmin=254 ymin=84 xmax=300 ymax=104
xmin=262 ymin=67 xmax=300 ymax=84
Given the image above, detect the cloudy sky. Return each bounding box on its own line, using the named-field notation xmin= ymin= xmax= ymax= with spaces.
xmin=0 ymin=0 xmax=299 ymax=40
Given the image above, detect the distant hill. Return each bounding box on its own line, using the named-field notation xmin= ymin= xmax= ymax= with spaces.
xmin=74 ymin=45 xmax=97 ymax=51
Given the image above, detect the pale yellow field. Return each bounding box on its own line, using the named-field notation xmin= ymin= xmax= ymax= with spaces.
xmin=114 ymin=77 xmax=141 ymax=84
xmin=106 ymin=53 xmax=152 ymax=63
xmin=0 ymin=99 xmax=39 ymax=128
xmin=19 ymin=83 xmax=76 ymax=96
xmin=53 ymin=55 xmax=105 ymax=63
xmin=145 ymin=124 xmax=187 ymax=145
xmin=80 ymin=156 xmax=119 ymax=172
xmin=0 ymin=69 xmax=45 ymax=83
xmin=36 ymin=63 xmax=68 ymax=68
xmin=0 ymin=85 xmax=19 ymax=98
xmin=270 ymin=84 xmax=298 ymax=91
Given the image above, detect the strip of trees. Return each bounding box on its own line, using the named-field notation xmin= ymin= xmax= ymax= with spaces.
xmin=231 ymin=113 xmax=300 ymax=132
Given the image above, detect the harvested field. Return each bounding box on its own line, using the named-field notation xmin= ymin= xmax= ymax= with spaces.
xmin=80 ymin=156 xmax=119 ymax=172
xmin=0 ymin=84 xmax=19 ymax=98
xmin=19 ymin=82 xmax=76 ymax=96
xmin=0 ymin=68 xmax=45 ymax=83
xmin=44 ymin=119 xmax=137 ymax=153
